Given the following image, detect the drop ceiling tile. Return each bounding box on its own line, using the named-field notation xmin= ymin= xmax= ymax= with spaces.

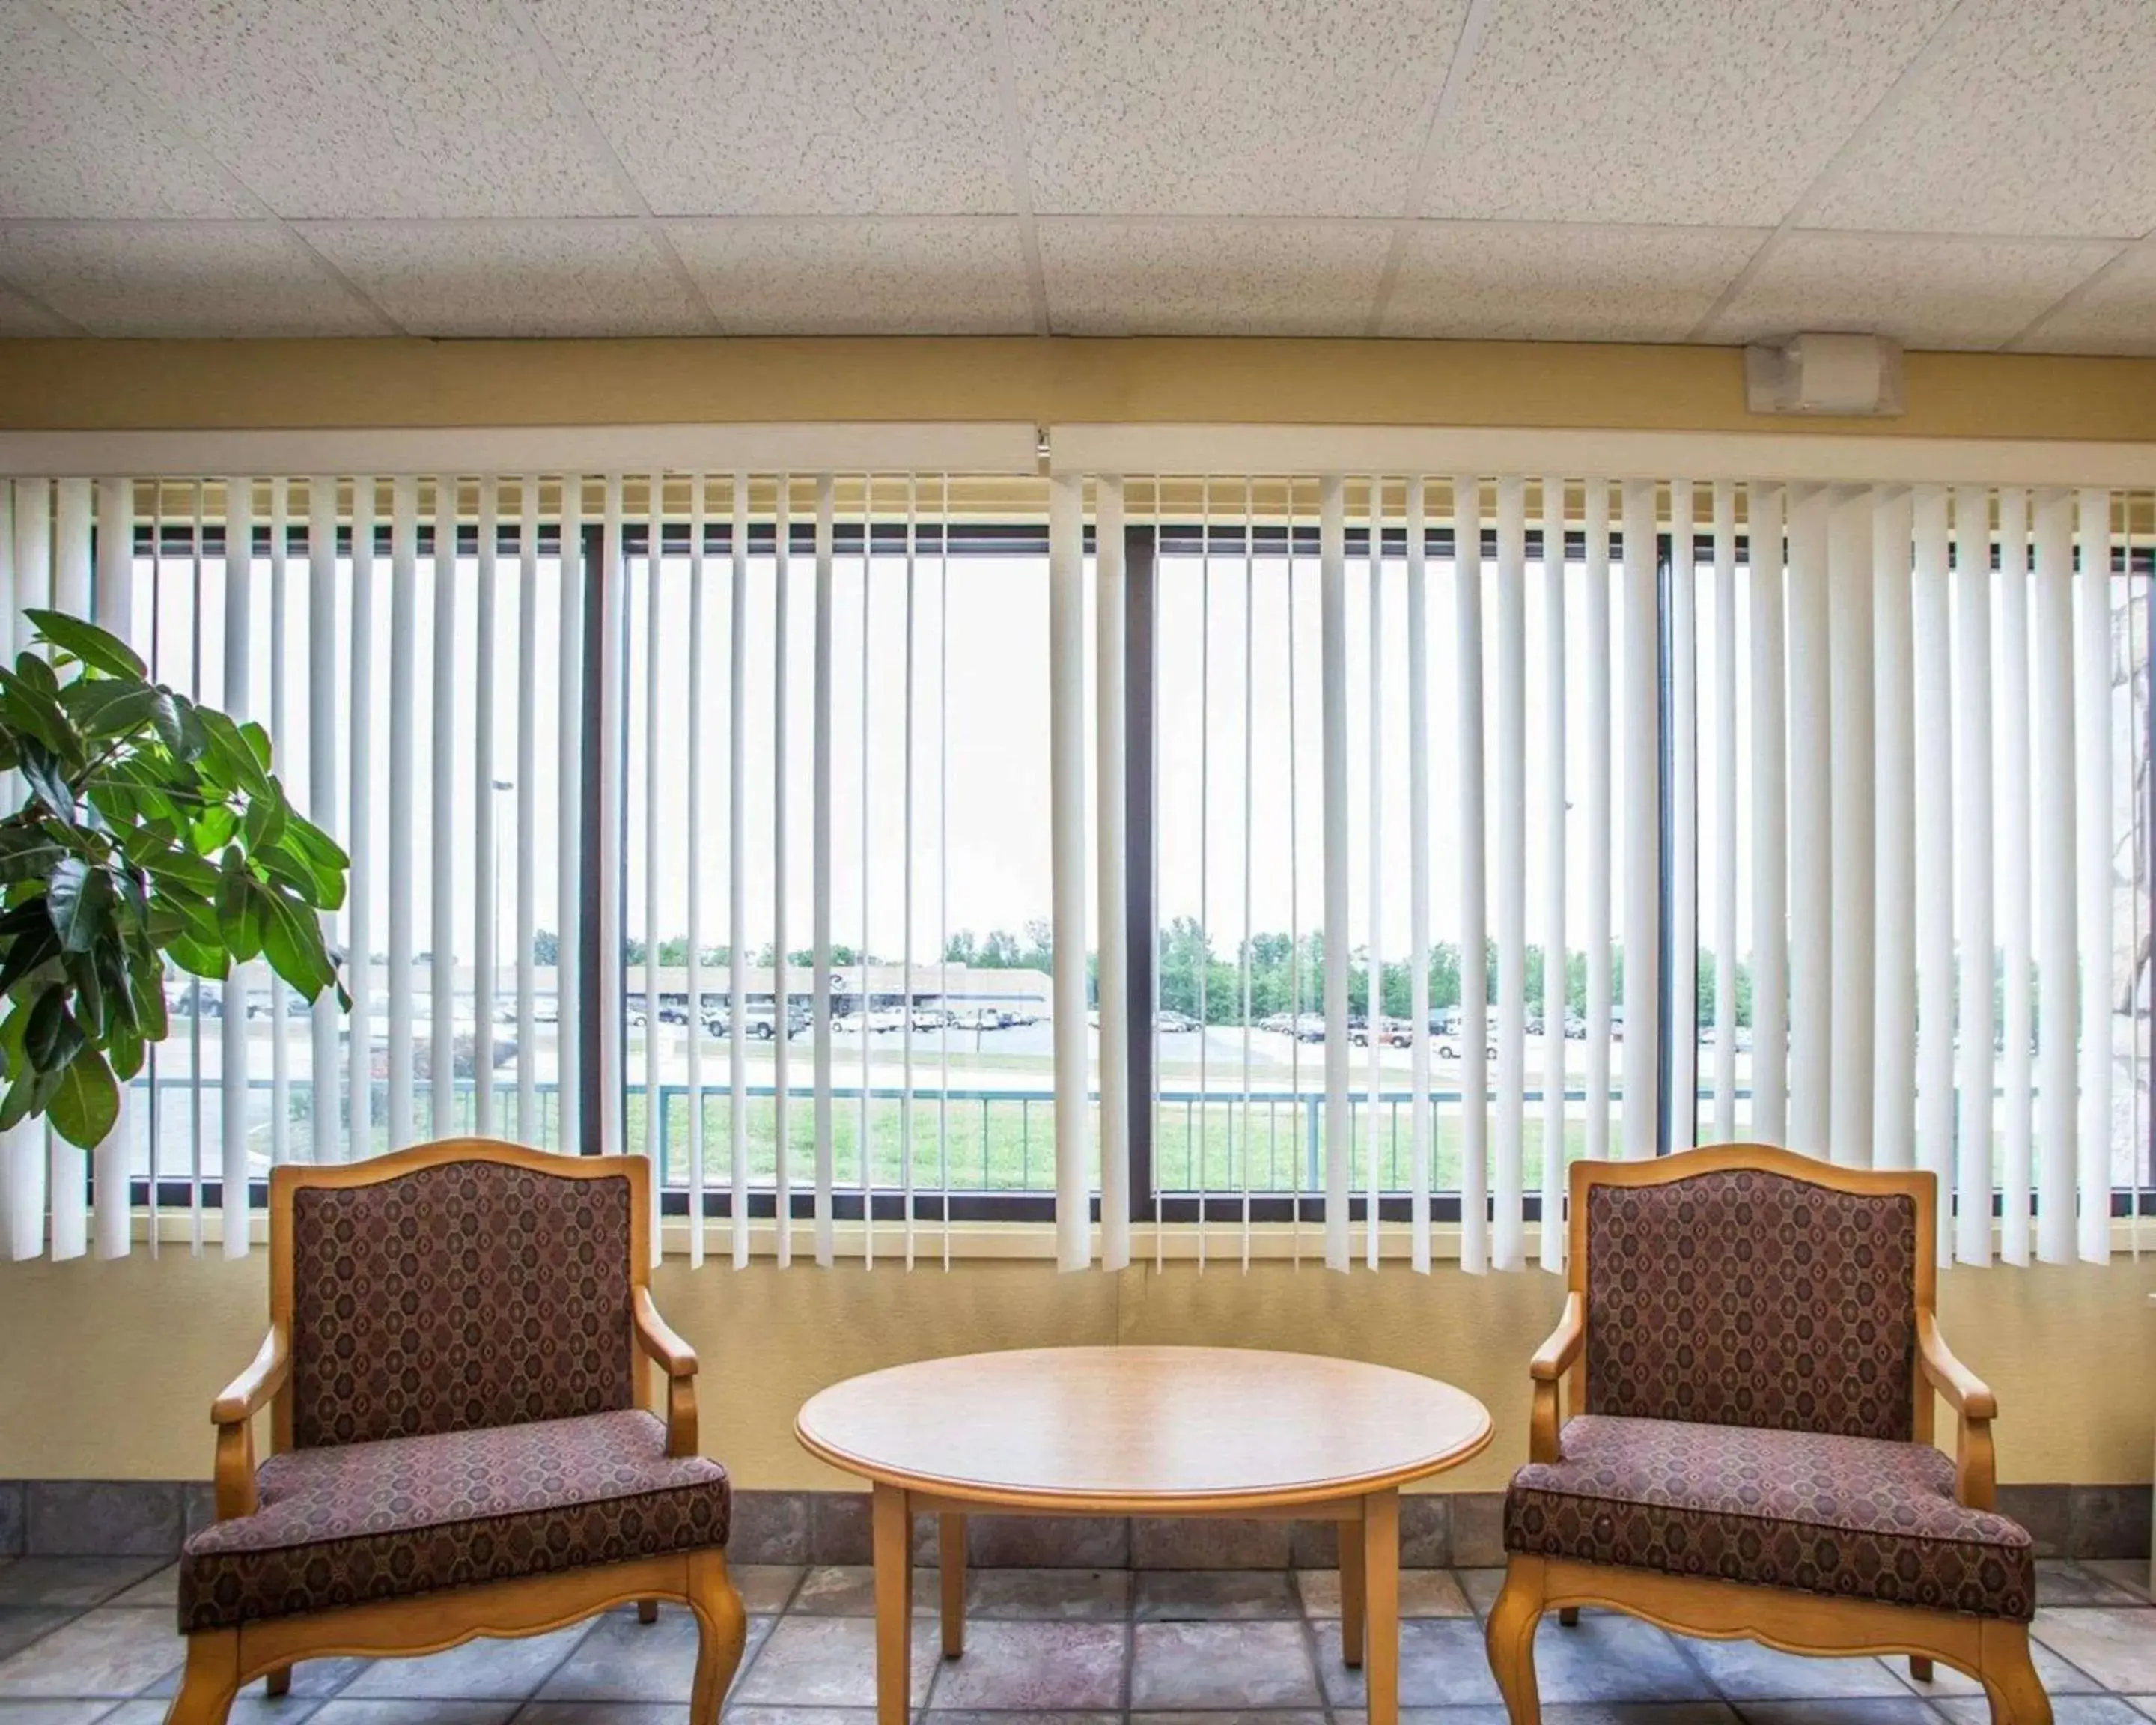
xmin=1381 ymin=222 xmax=1763 ymax=340
xmin=0 ymin=7 xmax=251 ymax=219
xmin=2018 ymin=246 xmax=2156 ymax=356
xmin=298 ymin=219 xmax=713 ymax=337
xmin=0 ymin=279 xmax=78 ymax=336
xmin=1420 ymin=0 xmax=1956 ymax=226
xmin=1040 ymin=218 xmax=1389 ymax=335
xmin=41 ymin=0 xmax=632 ymax=218
xmin=1004 ymin=0 xmax=1471 ymax=216
xmin=1806 ymin=0 xmax=2156 ymax=237
xmin=667 ymin=219 xmax=1033 ymax=334
xmin=1702 ymin=231 xmax=2122 ymax=353
xmin=523 ymin=0 xmax=1011 ymax=216
xmin=0 ymin=222 xmax=385 ymax=337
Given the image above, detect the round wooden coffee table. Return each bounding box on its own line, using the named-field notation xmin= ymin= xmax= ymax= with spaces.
xmin=796 ymin=1345 xmax=1493 ymax=1725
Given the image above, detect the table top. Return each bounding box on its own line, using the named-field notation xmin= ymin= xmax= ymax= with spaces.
xmin=794 ymin=1345 xmax=1493 ymax=1512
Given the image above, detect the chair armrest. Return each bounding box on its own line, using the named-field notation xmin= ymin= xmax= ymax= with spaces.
xmin=1918 ymin=1312 xmax=1998 ymax=1510
xmin=211 ymin=1329 xmax=289 ymax=1428
xmin=210 ymin=1329 xmax=287 ymax=1522
xmin=633 ymin=1287 xmax=698 ymax=1378
xmin=1917 ymin=1312 xmax=1996 ymax=1419
xmin=1530 ymin=1292 xmax=1586 ymax=1383
xmin=633 ymin=1288 xmax=701 ymax=1459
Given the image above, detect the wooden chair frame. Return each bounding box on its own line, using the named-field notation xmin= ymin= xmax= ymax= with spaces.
xmin=168 ymin=1138 xmax=746 ymax=1725
xmin=1485 ymin=1143 xmax=2048 ymax=1725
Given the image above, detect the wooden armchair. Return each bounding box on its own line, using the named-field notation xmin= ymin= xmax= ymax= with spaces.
xmin=1487 ymin=1144 xmax=2045 ymax=1725
xmin=167 ymin=1140 xmax=744 ymax=1725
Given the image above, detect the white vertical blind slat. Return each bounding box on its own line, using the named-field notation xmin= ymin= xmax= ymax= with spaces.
xmin=1538 ymin=478 xmax=1567 ymax=1268
xmin=514 ymin=478 xmax=538 ymax=1149
xmin=1748 ymin=484 xmax=1790 ymax=1146
xmin=1619 ymin=479 xmax=1660 ymax=1163
xmin=901 ymin=477 xmax=921 ymax=1269
xmin=555 ymin=478 xmax=584 ymax=1159
xmin=348 ymin=481 xmax=377 ymax=1162
xmin=1407 ymin=475 xmax=1434 ymax=1274
xmin=1912 ymin=485 xmax=1955 ymax=1265
xmin=306 ymin=479 xmax=343 ymax=1165
xmin=1493 ymin=476 xmax=1527 ymax=1261
xmin=2075 ymin=487 xmax=2114 ymax=1264
xmin=267 ymin=481 xmax=291 ymax=1169
xmin=858 ymin=478 xmax=874 ymax=1268
xmin=1871 ymin=487 xmax=1916 ymax=1172
xmin=1582 ymin=482 xmax=1613 ymax=1164
xmin=1827 ymin=487 xmax=1875 ymax=1168
xmin=1711 ymin=481 xmax=1739 ymax=1143
xmin=1953 ymin=484 xmax=1997 ymax=1265
xmin=686 ymin=477 xmax=707 ymax=1268
xmin=1048 ymin=472 xmax=1091 ymax=1271
xmin=1668 ymin=479 xmax=1697 ymax=1149
xmin=1 ymin=483 xmax=45 ymax=1259
xmin=1364 ymin=479 xmax=1383 ymax=1270
xmin=1997 ymin=487 xmax=2035 ymax=1262
xmin=1320 ymin=475 xmax=1350 ymax=1273
xmin=220 ymin=478 xmax=254 ymax=1256
xmin=1785 ymin=485 xmax=1830 ymax=1157
xmin=1455 ymin=476 xmax=1490 ymax=1269
xmin=2032 ymin=487 xmax=2077 ymax=1263
xmin=811 ymin=474 xmax=835 ymax=1268
xmin=93 ymin=475 xmax=135 ymax=1249
xmin=387 ymin=476 xmax=419 ymax=1152
xmin=473 ymin=478 xmax=499 ymax=1140
xmin=773 ymin=478 xmax=792 ymax=1268
xmin=430 ymin=476 xmax=458 ymax=1140
xmin=729 ymin=475 xmax=750 ymax=1268
xmin=642 ymin=473 xmax=664 ymax=1265
xmin=1096 ymin=477 xmax=1131 ymax=1271
xmin=49 ymin=478 xmax=91 ymax=1259
xmin=597 ymin=477 xmax=625 ymax=1158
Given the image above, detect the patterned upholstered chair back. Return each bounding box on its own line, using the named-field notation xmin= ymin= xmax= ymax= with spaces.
xmin=1579 ymin=1157 xmax=1922 ymax=1443
xmin=282 ymin=1148 xmax=639 ymax=1449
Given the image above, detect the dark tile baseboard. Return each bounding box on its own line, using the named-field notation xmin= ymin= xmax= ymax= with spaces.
xmin=4 ymin=1479 xmax=2147 ymax=1565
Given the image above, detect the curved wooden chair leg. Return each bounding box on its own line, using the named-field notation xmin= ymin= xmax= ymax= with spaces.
xmin=1556 ymin=1607 xmax=1579 ymax=1627
xmin=686 ymin=1549 xmax=749 ymax=1725
xmin=1977 ymin=1622 xmax=2052 ymax=1725
xmin=1485 ymin=1559 xmax=1546 ymax=1725
xmin=166 ymin=1630 xmax=241 ymax=1725
xmin=262 ymin=1665 xmax=291 ymax=1697
xmin=1910 ymin=1656 xmax=1934 ymax=1682
xmin=639 ymin=1598 xmax=660 ymax=1624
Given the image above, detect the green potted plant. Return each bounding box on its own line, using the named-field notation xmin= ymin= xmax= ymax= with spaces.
xmin=0 ymin=610 xmax=348 ymax=1148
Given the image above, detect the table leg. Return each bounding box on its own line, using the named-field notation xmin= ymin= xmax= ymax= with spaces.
xmin=1340 ymin=1509 xmax=1367 ymax=1668
xmin=872 ymin=1483 xmax=912 ymax=1725
xmin=1363 ymin=1490 xmax=1400 ymax=1725
xmin=940 ymin=1514 xmax=966 ymax=1658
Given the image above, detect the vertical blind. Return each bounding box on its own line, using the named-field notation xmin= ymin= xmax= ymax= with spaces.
xmin=0 ymin=462 xmax=2146 ymax=1271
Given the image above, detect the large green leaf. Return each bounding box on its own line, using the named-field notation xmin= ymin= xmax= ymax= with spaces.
xmin=16 ymin=742 xmax=75 ymax=818
xmin=24 ymin=983 xmax=82 ymax=1072
xmin=259 ymin=886 xmax=335 ymax=998
xmin=0 ymin=827 xmax=69 ymax=886
xmin=46 ymin=1044 xmax=118 ymax=1149
xmin=27 ymin=611 xmax=147 ymax=680
xmin=60 ymin=678 xmax=159 ymax=741
xmin=46 ymin=856 xmax=114 ymax=954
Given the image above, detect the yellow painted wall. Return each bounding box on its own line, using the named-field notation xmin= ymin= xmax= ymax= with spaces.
xmin=1 ymin=1249 xmax=2150 ymax=1488
xmin=1 ymin=333 xmax=2152 ymax=1494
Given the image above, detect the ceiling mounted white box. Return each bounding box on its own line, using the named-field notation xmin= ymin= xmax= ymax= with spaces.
xmin=1745 ymin=334 xmax=1905 ymax=416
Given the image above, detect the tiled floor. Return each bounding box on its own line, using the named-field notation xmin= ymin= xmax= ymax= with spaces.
xmin=0 ymin=1554 xmax=2152 ymax=1724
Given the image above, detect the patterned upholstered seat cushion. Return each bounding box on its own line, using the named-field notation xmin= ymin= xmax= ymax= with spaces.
xmin=1505 ymin=1414 xmax=2034 ymax=1622
xmin=178 ymin=1409 xmax=729 ymax=1632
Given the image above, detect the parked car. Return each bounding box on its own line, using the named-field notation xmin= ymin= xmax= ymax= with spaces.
xmin=1437 ymin=1038 xmax=1501 ymax=1062
xmin=910 ymin=1008 xmax=947 ymax=1032
xmin=1293 ymin=1013 xmax=1327 ymax=1042
xmin=1351 ymin=1018 xmax=1413 ymax=1048
xmin=1154 ymin=1009 xmax=1198 ymax=1034
xmin=743 ymin=1008 xmax=810 ymax=1041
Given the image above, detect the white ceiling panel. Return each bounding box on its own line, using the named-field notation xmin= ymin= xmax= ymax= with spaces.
xmin=1804 ymin=0 xmax=2156 ymax=238
xmin=1041 ymin=219 xmax=1389 ymax=335
xmin=2018 ymin=245 xmax=2156 ymax=357
xmin=0 ymin=221 xmax=386 ymax=337
xmin=298 ymin=220 xmax=715 ymax=338
xmin=1419 ymin=0 xmax=1957 ymax=227
xmin=41 ymin=0 xmax=633 ymax=219
xmin=0 ymin=278 xmax=77 ymax=336
xmin=669 ymin=219 xmax=1035 ymax=335
xmin=0 ymin=7 xmax=252 ymax=219
xmin=1382 ymin=222 xmax=1763 ymax=341
xmin=1703 ymin=232 xmax=2122 ymax=353
xmin=524 ymin=0 xmax=1012 ymax=216
xmin=1004 ymin=0 xmax=1470 ymax=216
